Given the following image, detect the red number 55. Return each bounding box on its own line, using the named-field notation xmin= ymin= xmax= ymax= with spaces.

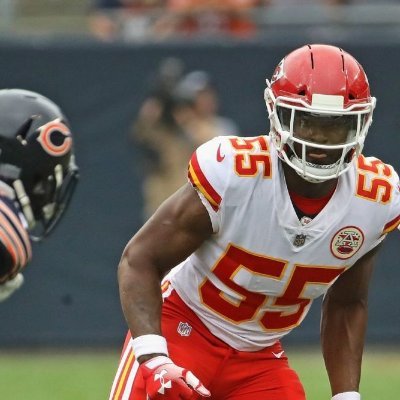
xmin=356 ymin=155 xmax=393 ymax=204
xmin=199 ymin=244 xmax=345 ymax=331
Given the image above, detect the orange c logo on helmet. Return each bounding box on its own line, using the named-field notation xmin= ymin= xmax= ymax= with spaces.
xmin=36 ymin=119 xmax=72 ymax=156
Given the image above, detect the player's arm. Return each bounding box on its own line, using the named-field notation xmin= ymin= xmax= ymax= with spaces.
xmin=118 ymin=183 xmax=213 ymax=398
xmin=118 ymin=183 xmax=212 ymax=344
xmin=118 ymin=182 xmax=212 ymax=348
xmin=321 ymin=244 xmax=381 ymax=400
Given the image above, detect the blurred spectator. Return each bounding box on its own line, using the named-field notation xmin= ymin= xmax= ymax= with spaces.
xmin=173 ymin=70 xmax=239 ymax=147
xmin=131 ymin=58 xmax=190 ymax=216
xmin=131 ymin=60 xmax=239 ymax=216
xmin=89 ymin=0 xmax=166 ymax=41
xmin=161 ymin=0 xmax=264 ymax=39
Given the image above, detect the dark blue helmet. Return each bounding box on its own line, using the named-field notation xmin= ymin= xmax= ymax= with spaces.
xmin=0 ymin=89 xmax=79 ymax=240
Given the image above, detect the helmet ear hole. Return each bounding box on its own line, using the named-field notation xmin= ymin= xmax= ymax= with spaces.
xmin=349 ymin=93 xmax=356 ymax=100
xmin=298 ymin=90 xmax=306 ymax=96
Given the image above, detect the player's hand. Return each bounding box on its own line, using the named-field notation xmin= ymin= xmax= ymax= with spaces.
xmin=0 ymin=273 xmax=24 ymax=302
xmin=140 ymin=355 xmax=211 ymax=399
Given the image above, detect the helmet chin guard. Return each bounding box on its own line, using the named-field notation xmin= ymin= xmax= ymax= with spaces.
xmin=290 ymin=157 xmax=343 ymax=184
xmin=265 ymin=44 xmax=376 ymax=183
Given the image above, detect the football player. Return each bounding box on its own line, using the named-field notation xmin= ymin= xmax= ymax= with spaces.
xmin=109 ymin=44 xmax=400 ymax=400
xmin=0 ymin=89 xmax=79 ymax=302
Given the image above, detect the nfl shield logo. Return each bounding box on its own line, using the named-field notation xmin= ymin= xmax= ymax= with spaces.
xmin=293 ymin=234 xmax=306 ymax=247
xmin=177 ymin=322 xmax=192 ymax=337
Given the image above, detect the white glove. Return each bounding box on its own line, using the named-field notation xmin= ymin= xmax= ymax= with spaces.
xmin=140 ymin=356 xmax=210 ymax=399
xmin=0 ymin=273 xmax=24 ymax=302
xmin=332 ymin=392 xmax=360 ymax=400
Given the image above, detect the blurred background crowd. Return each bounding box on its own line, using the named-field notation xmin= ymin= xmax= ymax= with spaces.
xmin=88 ymin=0 xmax=400 ymax=42
xmin=0 ymin=0 xmax=399 ymax=42
xmin=132 ymin=59 xmax=239 ymax=215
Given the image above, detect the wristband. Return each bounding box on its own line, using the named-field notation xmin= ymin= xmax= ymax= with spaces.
xmin=332 ymin=392 xmax=360 ymax=400
xmin=132 ymin=334 xmax=169 ymax=359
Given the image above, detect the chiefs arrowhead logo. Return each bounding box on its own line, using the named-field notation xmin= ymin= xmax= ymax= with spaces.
xmin=330 ymin=226 xmax=364 ymax=260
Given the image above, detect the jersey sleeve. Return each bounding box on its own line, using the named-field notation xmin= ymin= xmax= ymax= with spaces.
xmin=188 ymin=136 xmax=232 ymax=232
xmin=0 ymin=196 xmax=32 ymax=282
xmin=382 ymin=168 xmax=400 ymax=235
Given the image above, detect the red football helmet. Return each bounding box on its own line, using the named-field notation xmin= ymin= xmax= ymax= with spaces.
xmin=265 ymin=44 xmax=376 ymax=182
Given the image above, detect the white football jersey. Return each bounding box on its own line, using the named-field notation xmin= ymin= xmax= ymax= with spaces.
xmin=166 ymin=135 xmax=400 ymax=351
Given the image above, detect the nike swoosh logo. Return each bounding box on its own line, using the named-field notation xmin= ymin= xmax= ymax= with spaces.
xmin=272 ymin=351 xmax=285 ymax=359
xmin=216 ymin=143 xmax=225 ymax=162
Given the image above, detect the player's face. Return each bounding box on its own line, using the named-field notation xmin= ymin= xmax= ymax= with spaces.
xmin=280 ymin=109 xmax=357 ymax=165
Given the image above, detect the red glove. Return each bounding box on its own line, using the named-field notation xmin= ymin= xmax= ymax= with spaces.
xmin=140 ymin=356 xmax=211 ymax=399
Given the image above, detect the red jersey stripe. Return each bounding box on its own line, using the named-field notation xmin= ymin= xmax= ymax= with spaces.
xmin=188 ymin=152 xmax=221 ymax=211
xmin=382 ymin=214 xmax=400 ymax=234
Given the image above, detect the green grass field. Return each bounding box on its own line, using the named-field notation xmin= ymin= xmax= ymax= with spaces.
xmin=0 ymin=348 xmax=399 ymax=399
xmin=289 ymin=348 xmax=400 ymax=399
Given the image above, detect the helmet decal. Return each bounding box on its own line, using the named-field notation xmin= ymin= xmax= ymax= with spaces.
xmin=271 ymin=58 xmax=285 ymax=84
xmin=36 ymin=119 xmax=72 ymax=157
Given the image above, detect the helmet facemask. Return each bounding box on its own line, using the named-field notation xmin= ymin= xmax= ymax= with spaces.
xmin=265 ymin=81 xmax=376 ymax=183
xmin=13 ymin=156 xmax=79 ymax=242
